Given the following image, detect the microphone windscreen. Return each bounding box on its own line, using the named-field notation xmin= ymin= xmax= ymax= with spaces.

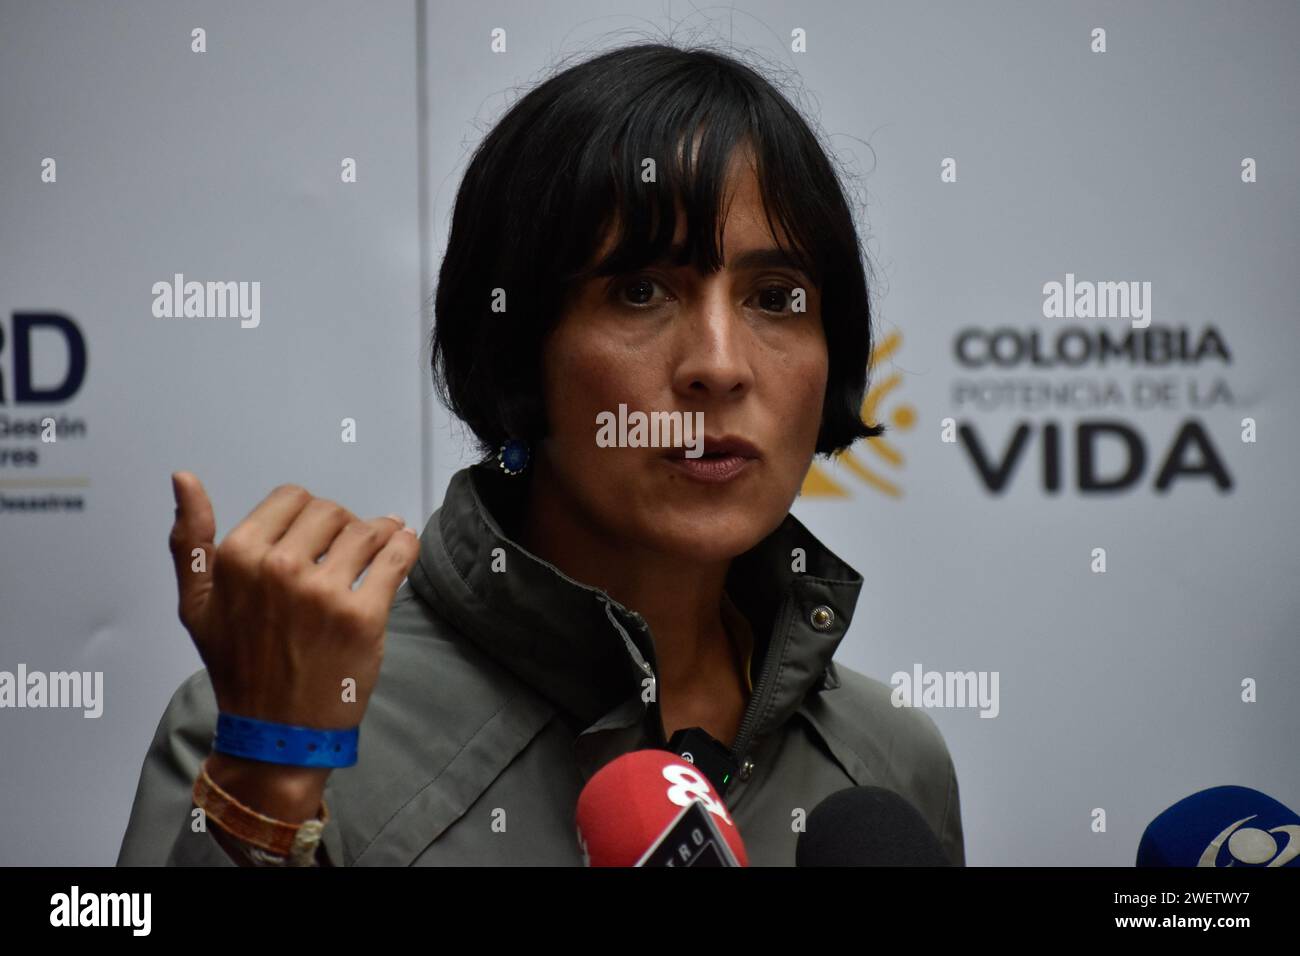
xmin=1137 ymin=785 xmax=1300 ymax=867
xmin=796 ymin=786 xmax=952 ymax=866
xmin=575 ymin=749 xmax=748 ymax=867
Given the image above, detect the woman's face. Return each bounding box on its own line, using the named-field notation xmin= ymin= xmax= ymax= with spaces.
xmin=536 ymin=155 xmax=829 ymax=563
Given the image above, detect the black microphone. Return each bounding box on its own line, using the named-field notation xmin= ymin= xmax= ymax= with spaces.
xmin=796 ymin=786 xmax=953 ymax=866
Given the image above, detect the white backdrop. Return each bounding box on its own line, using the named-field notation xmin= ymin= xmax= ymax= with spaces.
xmin=2 ymin=0 xmax=1297 ymax=866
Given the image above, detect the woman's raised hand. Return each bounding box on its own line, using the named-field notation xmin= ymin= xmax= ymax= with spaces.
xmin=169 ymin=472 xmax=419 ymax=730
xmin=166 ymin=472 xmax=421 ymax=828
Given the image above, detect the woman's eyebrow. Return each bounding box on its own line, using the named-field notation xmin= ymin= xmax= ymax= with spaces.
xmin=650 ymin=244 xmax=809 ymax=275
xmin=726 ymin=248 xmax=807 ymax=273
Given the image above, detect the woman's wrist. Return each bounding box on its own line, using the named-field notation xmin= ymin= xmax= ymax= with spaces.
xmin=204 ymin=751 xmax=330 ymax=823
xmin=196 ymin=753 xmax=330 ymax=864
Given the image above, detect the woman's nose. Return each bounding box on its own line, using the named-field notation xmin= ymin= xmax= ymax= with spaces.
xmin=670 ymin=290 xmax=755 ymax=399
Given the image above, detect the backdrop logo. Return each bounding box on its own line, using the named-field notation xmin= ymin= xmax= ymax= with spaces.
xmin=947 ymin=275 xmax=1240 ymax=496
xmin=0 ymin=312 xmax=90 ymax=513
xmin=0 ymin=313 xmax=87 ymax=405
xmin=802 ymin=329 xmax=915 ymax=498
xmin=1198 ymin=815 xmax=1300 ymax=867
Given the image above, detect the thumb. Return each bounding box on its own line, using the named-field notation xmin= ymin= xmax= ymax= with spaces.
xmin=169 ymin=471 xmax=217 ymax=629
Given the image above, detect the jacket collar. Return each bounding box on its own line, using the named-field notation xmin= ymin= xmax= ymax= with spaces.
xmin=408 ymin=462 xmax=865 ymax=738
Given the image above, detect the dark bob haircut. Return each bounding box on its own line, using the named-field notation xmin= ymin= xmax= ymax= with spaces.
xmin=431 ymin=42 xmax=885 ymax=462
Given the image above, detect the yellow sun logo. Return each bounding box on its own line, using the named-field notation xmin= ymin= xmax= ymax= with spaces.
xmin=801 ymin=329 xmax=915 ymax=498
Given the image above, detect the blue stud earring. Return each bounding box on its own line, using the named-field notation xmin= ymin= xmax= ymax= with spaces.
xmin=497 ymin=438 xmax=531 ymax=476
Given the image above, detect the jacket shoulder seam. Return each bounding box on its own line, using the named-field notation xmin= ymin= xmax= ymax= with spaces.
xmin=349 ymin=687 xmax=552 ymax=863
xmin=795 ymin=706 xmax=867 ymax=786
xmin=350 ymin=690 xmax=514 ymax=860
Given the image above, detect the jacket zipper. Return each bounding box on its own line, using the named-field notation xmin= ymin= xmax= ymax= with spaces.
xmin=728 ymin=594 xmax=794 ymax=764
xmin=613 ymin=595 xmax=789 ymax=762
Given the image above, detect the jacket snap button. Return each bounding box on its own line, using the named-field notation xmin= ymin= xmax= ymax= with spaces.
xmin=739 ymin=757 xmax=755 ymax=781
xmin=810 ymin=605 xmax=835 ymax=631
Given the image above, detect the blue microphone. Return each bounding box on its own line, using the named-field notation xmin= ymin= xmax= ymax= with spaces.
xmin=1137 ymin=785 xmax=1300 ymax=867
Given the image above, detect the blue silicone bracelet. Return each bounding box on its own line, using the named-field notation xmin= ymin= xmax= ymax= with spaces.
xmin=213 ymin=713 xmax=359 ymax=768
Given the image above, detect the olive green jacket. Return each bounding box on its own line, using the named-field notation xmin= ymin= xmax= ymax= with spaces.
xmin=117 ymin=463 xmax=964 ymax=866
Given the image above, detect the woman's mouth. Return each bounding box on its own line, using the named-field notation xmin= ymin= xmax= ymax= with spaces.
xmin=663 ymin=436 xmax=761 ymax=484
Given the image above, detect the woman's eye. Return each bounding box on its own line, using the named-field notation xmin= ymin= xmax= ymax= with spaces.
xmin=754 ymin=285 xmax=795 ymax=314
xmin=615 ymin=277 xmax=668 ymax=308
xmin=610 ymin=278 xmax=801 ymax=313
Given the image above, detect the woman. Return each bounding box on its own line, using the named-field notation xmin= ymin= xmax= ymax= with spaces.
xmin=118 ymin=43 xmax=964 ymax=867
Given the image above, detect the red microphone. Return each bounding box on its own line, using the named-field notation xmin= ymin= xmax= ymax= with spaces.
xmin=575 ymin=750 xmax=749 ymax=867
